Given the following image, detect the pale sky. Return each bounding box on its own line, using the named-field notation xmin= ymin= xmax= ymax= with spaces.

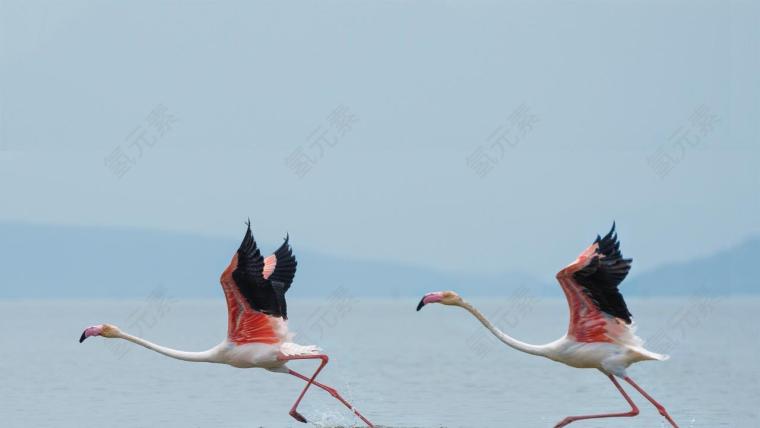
xmin=1 ymin=1 xmax=758 ymax=280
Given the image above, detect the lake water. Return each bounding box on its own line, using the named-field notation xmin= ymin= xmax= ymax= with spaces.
xmin=1 ymin=297 xmax=758 ymax=427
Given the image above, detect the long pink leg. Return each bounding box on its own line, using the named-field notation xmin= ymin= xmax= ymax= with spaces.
xmin=624 ymin=376 xmax=679 ymax=427
xmin=278 ymin=354 xmax=374 ymax=427
xmin=554 ymin=375 xmax=639 ymax=427
xmin=287 ymin=368 xmax=375 ymax=427
xmin=279 ymin=354 xmax=328 ymax=423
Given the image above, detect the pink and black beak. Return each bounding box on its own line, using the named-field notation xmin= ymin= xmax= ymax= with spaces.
xmin=416 ymin=292 xmax=444 ymax=311
xmin=79 ymin=325 xmax=103 ymax=343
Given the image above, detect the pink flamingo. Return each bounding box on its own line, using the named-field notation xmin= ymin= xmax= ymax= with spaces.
xmin=80 ymin=221 xmax=374 ymax=427
xmin=417 ymin=224 xmax=679 ymax=427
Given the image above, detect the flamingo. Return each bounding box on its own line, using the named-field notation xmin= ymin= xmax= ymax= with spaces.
xmin=416 ymin=223 xmax=679 ymax=427
xmin=79 ymin=221 xmax=375 ymax=427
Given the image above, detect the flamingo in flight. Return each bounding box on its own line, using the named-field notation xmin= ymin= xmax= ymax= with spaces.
xmin=80 ymin=221 xmax=375 ymax=427
xmin=417 ymin=224 xmax=679 ymax=427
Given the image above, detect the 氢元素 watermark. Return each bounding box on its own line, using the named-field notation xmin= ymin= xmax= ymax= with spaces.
xmin=647 ymin=105 xmax=720 ymax=179
xmin=105 ymin=104 xmax=179 ymax=179
xmin=467 ymin=103 xmax=539 ymax=178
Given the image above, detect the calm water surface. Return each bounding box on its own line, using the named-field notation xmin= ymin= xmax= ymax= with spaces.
xmin=1 ymin=298 xmax=758 ymax=427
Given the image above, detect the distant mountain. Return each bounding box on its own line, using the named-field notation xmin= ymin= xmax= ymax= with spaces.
xmin=1 ymin=223 xmax=756 ymax=299
xmin=0 ymin=222 xmax=542 ymax=299
xmin=625 ymin=237 xmax=760 ymax=296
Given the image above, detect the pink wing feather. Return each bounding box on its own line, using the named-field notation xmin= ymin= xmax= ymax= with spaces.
xmin=262 ymin=254 xmax=277 ymax=280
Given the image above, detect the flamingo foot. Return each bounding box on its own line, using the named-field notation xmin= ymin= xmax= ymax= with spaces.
xmin=289 ymin=409 xmax=307 ymax=423
xmin=554 ymin=417 xmax=574 ymax=428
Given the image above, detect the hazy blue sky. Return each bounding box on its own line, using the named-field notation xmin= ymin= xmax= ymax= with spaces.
xmin=1 ymin=1 xmax=758 ymax=279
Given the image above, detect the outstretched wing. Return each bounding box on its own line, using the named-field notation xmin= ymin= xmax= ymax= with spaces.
xmin=574 ymin=225 xmax=632 ymax=322
xmin=555 ymin=223 xmax=634 ymax=344
xmin=233 ymin=222 xmax=297 ymax=319
xmin=219 ymin=222 xmax=298 ymax=345
xmin=231 ymin=220 xmax=266 ymax=289
xmin=267 ymin=236 xmax=298 ymax=290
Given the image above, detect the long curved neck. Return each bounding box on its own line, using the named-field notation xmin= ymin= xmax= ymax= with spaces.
xmin=117 ymin=332 xmax=219 ymax=363
xmin=458 ymin=300 xmax=548 ymax=357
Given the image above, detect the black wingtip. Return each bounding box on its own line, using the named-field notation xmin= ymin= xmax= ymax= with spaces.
xmin=601 ymin=222 xmax=616 ymax=241
xmin=238 ymin=219 xmax=255 ymax=253
xmin=416 ymin=297 xmax=426 ymax=311
xmin=79 ymin=331 xmax=87 ymax=343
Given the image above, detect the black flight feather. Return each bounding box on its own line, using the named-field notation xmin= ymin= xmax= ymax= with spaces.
xmin=231 ymin=222 xmax=297 ymax=319
xmin=573 ymin=223 xmax=633 ymax=323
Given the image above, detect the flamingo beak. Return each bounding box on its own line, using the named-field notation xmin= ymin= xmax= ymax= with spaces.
xmin=416 ymin=292 xmax=443 ymax=311
xmin=79 ymin=325 xmax=103 ymax=343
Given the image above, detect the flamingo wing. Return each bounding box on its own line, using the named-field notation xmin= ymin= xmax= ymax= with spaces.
xmin=231 ymin=221 xmax=297 ymax=319
xmin=218 ymin=221 xmax=297 ymax=345
xmin=266 ymin=235 xmax=298 ymax=289
xmin=232 ymin=219 xmax=266 ymax=290
xmin=555 ymin=223 xmax=633 ymax=343
xmin=260 ymin=235 xmax=298 ymax=319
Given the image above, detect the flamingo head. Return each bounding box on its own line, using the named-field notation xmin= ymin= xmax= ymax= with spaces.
xmin=416 ymin=291 xmax=462 ymax=311
xmin=79 ymin=324 xmax=121 ymax=343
